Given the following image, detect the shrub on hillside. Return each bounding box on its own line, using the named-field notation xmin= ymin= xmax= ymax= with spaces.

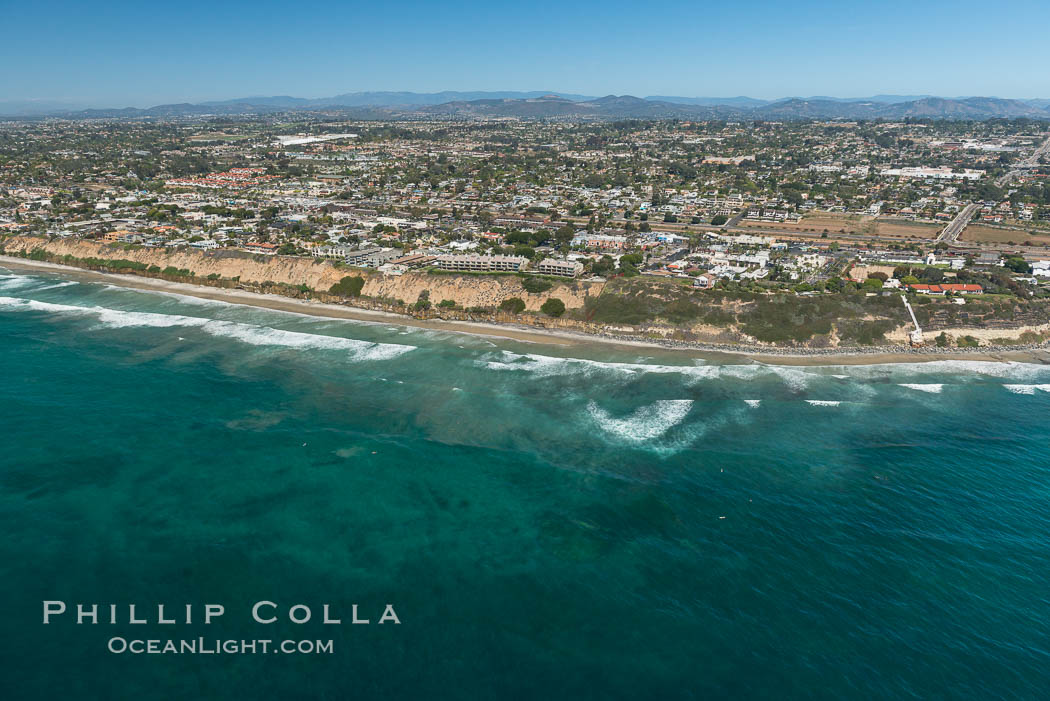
xmin=540 ymin=298 xmax=566 ymax=317
xmin=521 ymin=277 xmax=553 ymax=294
xmin=329 ymin=275 xmax=365 ymax=297
xmin=499 ymin=297 xmax=526 ymax=314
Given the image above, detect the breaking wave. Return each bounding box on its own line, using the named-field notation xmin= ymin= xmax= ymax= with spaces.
xmin=1003 ymin=384 xmax=1050 ymax=395
xmin=0 ymin=296 xmax=414 ymax=359
xmin=478 ymin=351 xmax=1050 ymax=391
xmin=0 ymin=276 xmax=41 ymax=291
xmin=899 ymin=383 xmax=944 ymax=393
xmin=105 ymin=285 xmax=233 ymax=307
xmin=586 ymin=400 xmax=694 ymax=442
xmin=480 ymin=350 xmax=714 ymax=378
xmin=805 ymin=400 xmax=841 ymax=407
xmin=33 ymin=281 xmax=79 ymax=291
xmin=479 ymin=351 xmax=817 ymax=390
xmin=826 ymin=360 xmax=1050 ymax=382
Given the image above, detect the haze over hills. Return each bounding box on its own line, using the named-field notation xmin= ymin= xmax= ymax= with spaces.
xmin=5 ymin=91 xmax=1050 ymax=120
xmin=202 ymin=91 xmax=599 ymax=109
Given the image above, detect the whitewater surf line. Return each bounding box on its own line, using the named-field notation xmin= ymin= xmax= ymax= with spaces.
xmin=0 ymin=295 xmax=415 ymax=360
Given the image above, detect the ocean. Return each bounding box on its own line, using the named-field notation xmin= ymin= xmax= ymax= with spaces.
xmin=2 ymin=266 xmax=1050 ymax=699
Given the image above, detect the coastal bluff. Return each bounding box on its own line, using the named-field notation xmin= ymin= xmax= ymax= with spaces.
xmin=0 ymin=236 xmax=604 ymax=312
xmin=6 ymin=235 xmax=1050 ymax=352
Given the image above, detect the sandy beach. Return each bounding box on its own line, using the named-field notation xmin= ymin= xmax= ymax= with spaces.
xmin=4 ymin=255 xmax=1049 ymax=367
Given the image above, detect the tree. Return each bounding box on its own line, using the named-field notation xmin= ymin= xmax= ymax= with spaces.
xmin=521 ymin=277 xmax=553 ymax=293
xmin=499 ymin=297 xmax=526 ymax=313
xmin=919 ymin=267 xmax=944 ymax=283
xmin=862 ymin=277 xmax=884 ymax=290
xmin=414 ymin=290 xmax=431 ymax=311
xmin=711 ymin=214 xmax=728 ymax=226
xmin=554 ymin=224 xmax=575 ymax=249
xmin=540 ymin=298 xmax=566 ymax=317
xmin=1004 ymin=256 xmax=1032 ymax=274
xmin=329 ymin=275 xmax=365 ymax=297
xmin=591 ymin=255 xmax=615 ymax=276
xmin=619 ymin=252 xmax=643 ymax=277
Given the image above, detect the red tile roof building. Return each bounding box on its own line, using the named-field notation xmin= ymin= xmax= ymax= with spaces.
xmin=907 ymin=283 xmax=983 ymax=295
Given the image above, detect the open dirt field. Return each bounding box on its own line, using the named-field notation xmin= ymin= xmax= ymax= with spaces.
xmin=740 ymin=213 xmax=939 ymax=241
xmin=961 ymin=224 xmax=1050 ymax=246
xmin=873 ymin=219 xmax=941 ymax=239
xmin=738 ymin=214 xmax=869 ymax=235
xmin=795 ymin=214 xmax=872 ymax=234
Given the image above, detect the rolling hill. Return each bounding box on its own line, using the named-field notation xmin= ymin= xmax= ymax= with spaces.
xmin=6 ymin=92 xmax=1050 ymax=121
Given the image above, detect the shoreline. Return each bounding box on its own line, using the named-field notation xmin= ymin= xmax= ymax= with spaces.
xmin=3 ymin=255 xmax=1050 ymax=367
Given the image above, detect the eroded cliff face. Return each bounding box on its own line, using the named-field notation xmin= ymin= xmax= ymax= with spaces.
xmin=5 ymin=236 xmax=347 ymax=288
xmin=2 ymin=236 xmax=604 ymax=311
xmin=362 ymin=272 xmax=598 ymax=311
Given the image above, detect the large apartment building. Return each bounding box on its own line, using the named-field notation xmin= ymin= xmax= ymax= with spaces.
xmin=434 ymin=254 xmax=528 ymax=272
xmin=536 ymin=259 xmax=584 ymax=277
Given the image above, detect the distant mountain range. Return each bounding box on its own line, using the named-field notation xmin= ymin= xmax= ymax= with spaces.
xmin=5 ymin=91 xmax=1050 ymax=120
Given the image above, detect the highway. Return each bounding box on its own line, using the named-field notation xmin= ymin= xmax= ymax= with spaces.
xmin=995 ymin=133 xmax=1050 ymax=186
xmin=935 ymin=202 xmax=979 ymax=244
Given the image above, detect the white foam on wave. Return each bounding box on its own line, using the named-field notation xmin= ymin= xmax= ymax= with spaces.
xmin=105 ymin=285 xmax=232 ymax=307
xmin=1003 ymin=384 xmax=1050 ymax=395
xmin=199 ymin=320 xmax=413 ymax=358
xmin=0 ymin=296 xmax=415 ymax=360
xmin=481 ymin=350 xmax=714 ymax=379
xmin=0 ymin=296 xmax=87 ymax=313
xmin=826 ymin=360 xmax=1050 ymax=382
xmin=33 ymin=281 xmax=79 ymax=291
xmin=586 ymin=400 xmax=694 ymax=442
xmin=96 ymin=307 xmax=206 ymax=328
xmin=763 ymin=365 xmax=813 ymax=392
xmin=0 ymin=276 xmax=39 ymax=291
xmin=899 ymin=383 xmax=944 ymax=394
xmin=805 ymin=400 xmax=841 ymax=407
xmin=479 ymin=351 xmax=819 ymax=390
xmin=744 ymin=399 xmax=761 ymax=408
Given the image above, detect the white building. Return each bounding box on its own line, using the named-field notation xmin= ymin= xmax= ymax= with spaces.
xmin=536 ymin=259 xmax=584 ymax=277
xmin=434 ymin=255 xmax=528 ymax=272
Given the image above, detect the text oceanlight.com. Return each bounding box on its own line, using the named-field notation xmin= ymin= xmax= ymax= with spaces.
xmin=108 ymin=638 xmax=335 ymax=655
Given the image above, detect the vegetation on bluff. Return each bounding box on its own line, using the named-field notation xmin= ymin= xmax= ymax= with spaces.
xmin=540 ymin=298 xmax=566 ymax=317
xmin=499 ymin=297 xmax=526 ymax=313
xmin=578 ymin=277 xmax=1050 ymax=346
xmin=329 ymin=275 xmax=366 ymax=297
xmin=4 ymin=237 xmax=1048 ymax=349
xmin=520 ymin=277 xmax=553 ymax=294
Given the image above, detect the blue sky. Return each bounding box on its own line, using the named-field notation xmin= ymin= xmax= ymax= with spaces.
xmin=3 ymin=0 xmax=1049 ymax=106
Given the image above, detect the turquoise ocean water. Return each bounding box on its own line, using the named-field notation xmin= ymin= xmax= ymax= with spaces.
xmin=2 ymin=266 xmax=1050 ymax=699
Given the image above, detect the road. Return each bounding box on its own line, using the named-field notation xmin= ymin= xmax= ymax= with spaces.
xmin=996 ymin=134 xmax=1050 ymax=186
xmin=935 ymin=203 xmax=979 ymax=244
xmin=720 ymin=212 xmax=746 ymax=230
